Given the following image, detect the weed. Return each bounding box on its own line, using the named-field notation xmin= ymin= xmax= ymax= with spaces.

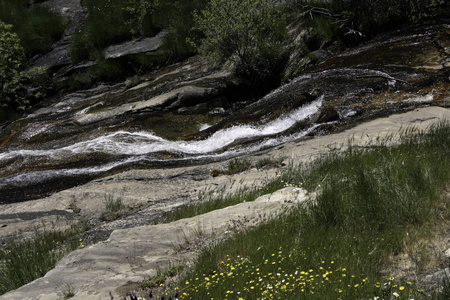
xmin=141 ymin=265 xmax=185 ymax=289
xmin=105 ymin=196 xmax=124 ymax=213
xmin=61 ymin=283 xmax=75 ymax=299
xmin=255 ymin=157 xmax=284 ymax=170
xmin=100 ymin=195 xmax=128 ymax=221
xmin=164 ymin=177 xmax=285 ymax=223
xmin=227 ymin=158 xmax=252 ymax=174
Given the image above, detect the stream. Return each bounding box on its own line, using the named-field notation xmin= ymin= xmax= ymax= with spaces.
xmin=0 ymin=23 xmax=449 ymax=204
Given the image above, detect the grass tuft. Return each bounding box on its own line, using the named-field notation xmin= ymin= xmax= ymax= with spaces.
xmin=0 ymin=231 xmax=82 ymax=295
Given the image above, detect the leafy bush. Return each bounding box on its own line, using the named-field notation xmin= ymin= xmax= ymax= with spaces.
xmin=0 ymin=21 xmax=28 ymax=111
xmin=157 ymin=0 xmax=207 ymax=63
xmin=71 ymin=0 xmax=205 ymax=63
xmin=0 ymin=0 xmax=66 ymax=57
xmin=71 ymin=0 xmax=148 ymax=62
xmin=194 ymin=0 xmax=287 ymax=81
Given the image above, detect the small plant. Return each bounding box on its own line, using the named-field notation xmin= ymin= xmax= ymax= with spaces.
xmin=62 ymin=283 xmax=75 ymax=299
xmin=100 ymin=195 xmax=127 ymax=221
xmin=140 ymin=265 xmax=185 ymax=289
xmin=105 ymin=195 xmax=124 ymax=213
xmin=255 ymin=157 xmax=284 ymax=170
xmin=227 ymin=158 xmax=252 ymax=174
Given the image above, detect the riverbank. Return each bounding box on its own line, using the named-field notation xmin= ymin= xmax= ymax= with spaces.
xmin=1 ymin=106 xmax=449 ymax=299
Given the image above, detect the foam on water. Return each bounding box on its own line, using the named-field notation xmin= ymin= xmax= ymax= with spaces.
xmin=0 ymin=97 xmax=322 ymax=161
xmin=0 ymin=157 xmax=140 ymax=187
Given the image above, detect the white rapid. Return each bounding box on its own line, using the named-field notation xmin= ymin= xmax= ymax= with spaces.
xmin=0 ymin=97 xmax=323 ymax=161
xmin=0 ymin=97 xmax=323 ymax=187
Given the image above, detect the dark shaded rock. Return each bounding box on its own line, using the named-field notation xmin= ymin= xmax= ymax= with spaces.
xmin=309 ymin=49 xmax=332 ymax=62
xmin=177 ymin=103 xmax=210 ymax=115
xmin=169 ymin=86 xmax=217 ymax=109
xmin=311 ymin=105 xmax=340 ymax=123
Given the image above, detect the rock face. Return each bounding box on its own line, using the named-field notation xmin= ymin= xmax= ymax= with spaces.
xmin=1 ymin=187 xmax=309 ymax=300
xmin=1 ymin=106 xmax=449 ymax=300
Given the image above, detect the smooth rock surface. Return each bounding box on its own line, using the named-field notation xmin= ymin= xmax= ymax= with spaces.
xmin=1 ymin=187 xmax=308 ymax=300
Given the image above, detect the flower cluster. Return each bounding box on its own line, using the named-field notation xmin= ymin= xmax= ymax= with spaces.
xmin=179 ymin=249 xmax=425 ymax=299
xmin=180 ymin=250 xmax=374 ymax=299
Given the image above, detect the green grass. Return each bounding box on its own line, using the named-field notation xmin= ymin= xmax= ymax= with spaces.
xmin=163 ymin=178 xmax=286 ymax=223
xmin=0 ymin=0 xmax=66 ymax=57
xmin=173 ymin=121 xmax=450 ymax=299
xmin=0 ymin=231 xmax=84 ymax=295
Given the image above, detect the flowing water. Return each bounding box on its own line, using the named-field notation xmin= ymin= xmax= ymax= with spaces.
xmin=0 ymin=23 xmax=448 ymax=204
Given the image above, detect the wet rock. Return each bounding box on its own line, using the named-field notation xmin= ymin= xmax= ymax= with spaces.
xmin=177 ymin=103 xmax=210 ymax=115
xmin=168 ymin=86 xmax=217 ymax=109
xmin=311 ymin=104 xmax=340 ymax=123
xmin=104 ymin=31 xmax=166 ymax=60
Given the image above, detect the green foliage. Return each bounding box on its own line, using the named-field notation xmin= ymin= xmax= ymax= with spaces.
xmin=0 ymin=21 xmax=28 ymax=111
xmin=0 ymin=0 xmax=66 ymax=57
xmin=70 ymin=0 xmax=206 ymax=82
xmin=123 ymin=0 xmax=160 ymax=38
xmin=178 ymin=121 xmax=450 ymax=299
xmin=0 ymin=231 xmax=81 ymax=295
xmin=194 ymin=0 xmax=287 ymax=81
xmin=334 ymin=0 xmax=450 ymax=37
xmin=71 ymin=0 xmax=146 ymax=62
xmin=157 ymin=0 xmax=207 ymax=63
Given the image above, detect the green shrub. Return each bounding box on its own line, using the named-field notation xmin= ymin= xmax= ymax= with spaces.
xmin=0 ymin=0 xmax=66 ymax=57
xmin=227 ymin=158 xmax=252 ymax=174
xmin=0 ymin=21 xmax=28 ymax=111
xmin=157 ymin=0 xmax=207 ymax=63
xmin=194 ymin=0 xmax=287 ymax=81
xmin=71 ymin=0 xmax=161 ymax=62
xmin=333 ymin=0 xmax=448 ymax=37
